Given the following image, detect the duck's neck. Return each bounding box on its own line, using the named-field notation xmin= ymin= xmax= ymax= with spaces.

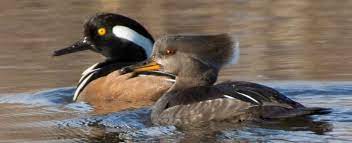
xmin=171 ymin=68 xmax=218 ymax=91
xmin=90 ymin=59 xmax=141 ymax=80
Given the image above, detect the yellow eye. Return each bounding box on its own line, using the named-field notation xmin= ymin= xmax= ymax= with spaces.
xmin=97 ymin=27 xmax=106 ymax=36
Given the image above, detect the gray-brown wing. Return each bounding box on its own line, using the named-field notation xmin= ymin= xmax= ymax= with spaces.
xmin=153 ymin=98 xmax=254 ymax=126
xmin=151 ymin=84 xmax=328 ymax=126
xmin=214 ymin=81 xmax=304 ymax=108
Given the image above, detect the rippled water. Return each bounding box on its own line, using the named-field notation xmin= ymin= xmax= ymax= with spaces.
xmin=1 ymin=0 xmax=352 ymax=142
xmin=1 ymin=82 xmax=351 ymax=142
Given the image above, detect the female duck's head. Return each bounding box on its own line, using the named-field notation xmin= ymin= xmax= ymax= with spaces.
xmin=123 ymin=33 xmax=239 ymax=87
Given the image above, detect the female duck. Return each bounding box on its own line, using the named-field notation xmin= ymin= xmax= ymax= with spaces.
xmin=122 ymin=34 xmax=329 ymax=126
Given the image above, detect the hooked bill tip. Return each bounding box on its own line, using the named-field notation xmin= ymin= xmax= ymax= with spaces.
xmin=52 ymin=49 xmax=68 ymax=57
xmin=52 ymin=51 xmax=61 ymax=57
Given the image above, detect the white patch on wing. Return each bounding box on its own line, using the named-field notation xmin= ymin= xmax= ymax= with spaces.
xmin=223 ymin=94 xmax=235 ymax=99
xmin=164 ymin=78 xmax=176 ymax=83
xmin=112 ymin=26 xmax=153 ymax=57
xmin=131 ymin=74 xmax=175 ymax=82
xmin=235 ymin=91 xmax=259 ymax=104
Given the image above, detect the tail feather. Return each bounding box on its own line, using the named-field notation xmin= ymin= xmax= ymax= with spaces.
xmin=268 ymin=107 xmax=331 ymax=119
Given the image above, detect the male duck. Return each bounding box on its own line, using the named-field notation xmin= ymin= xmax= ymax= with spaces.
xmin=53 ymin=13 xmax=174 ymax=113
xmin=121 ymin=34 xmax=330 ymax=126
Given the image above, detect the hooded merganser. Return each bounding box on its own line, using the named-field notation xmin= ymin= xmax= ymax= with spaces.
xmin=121 ymin=34 xmax=330 ymax=126
xmin=53 ymin=13 xmax=174 ymax=113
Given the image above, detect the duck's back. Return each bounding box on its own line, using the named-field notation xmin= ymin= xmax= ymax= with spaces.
xmin=152 ymin=85 xmax=263 ymax=126
xmin=214 ymin=81 xmax=304 ymax=108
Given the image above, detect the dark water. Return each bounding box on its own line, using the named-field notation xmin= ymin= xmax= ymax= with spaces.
xmin=1 ymin=0 xmax=352 ymax=142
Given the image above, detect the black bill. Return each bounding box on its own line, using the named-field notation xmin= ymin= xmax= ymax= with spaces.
xmin=53 ymin=37 xmax=96 ymax=56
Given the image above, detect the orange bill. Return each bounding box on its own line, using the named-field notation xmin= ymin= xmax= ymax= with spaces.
xmin=133 ymin=60 xmax=161 ymax=72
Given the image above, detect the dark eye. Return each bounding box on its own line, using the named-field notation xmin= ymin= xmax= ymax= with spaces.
xmin=165 ymin=48 xmax=176 ymax=55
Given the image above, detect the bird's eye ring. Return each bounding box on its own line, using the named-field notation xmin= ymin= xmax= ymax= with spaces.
xmin=97 ymin=27 xmax=107 ymax=36
xmin=165 ymin=48 xmax=176 ymax=55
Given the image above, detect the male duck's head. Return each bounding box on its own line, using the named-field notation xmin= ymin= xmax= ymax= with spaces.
xmin=53 ymin=13 xmax=154 ymax=62
xmin=122 ymin=34 xmax=240 ymax=87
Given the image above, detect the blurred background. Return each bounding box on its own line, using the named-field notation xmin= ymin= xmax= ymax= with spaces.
xmin=1 ymin=0 xmax=352 ymax=93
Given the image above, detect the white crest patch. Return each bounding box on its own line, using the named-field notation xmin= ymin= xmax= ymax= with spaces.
xmin=112 ymin=26 xmax=153 ymax=57
xmin=229 ymin=39 xmax=240 ymax=64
